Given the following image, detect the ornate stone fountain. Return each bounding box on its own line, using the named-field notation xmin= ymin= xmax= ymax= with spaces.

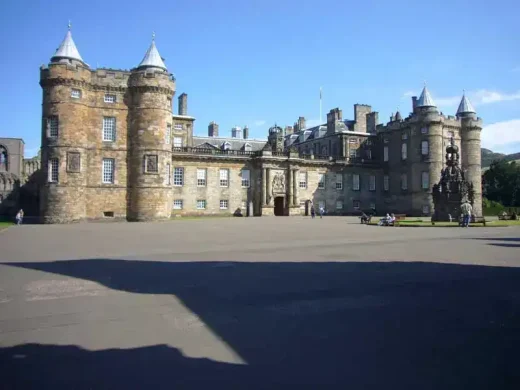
xmin=432 ymin=143 xmax=475 ymax=222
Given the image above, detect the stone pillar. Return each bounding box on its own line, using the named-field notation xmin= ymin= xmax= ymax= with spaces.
xmin=288 ymin=169 xmax=294 ymax=206
xmin=293 ymin=169 xmax=299 ymax=206
xmin=266 ymin=168 xmax=272 ymax=205
xmin=262 ymin=168 xmax=267 ymax=206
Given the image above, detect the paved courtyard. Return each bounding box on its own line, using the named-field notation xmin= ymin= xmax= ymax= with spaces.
xmin=1 ymin=218 xmax=519 ymax=389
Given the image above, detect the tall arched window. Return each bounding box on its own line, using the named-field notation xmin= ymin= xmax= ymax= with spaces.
xmin=0 ymin=146 xmax=8 ymax=171
xmin=401 ymin=143 xmax=407 ymax=160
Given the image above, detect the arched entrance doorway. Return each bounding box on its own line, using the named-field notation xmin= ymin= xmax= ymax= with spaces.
xmin=274 ymin=197 xmax=285 ymax=216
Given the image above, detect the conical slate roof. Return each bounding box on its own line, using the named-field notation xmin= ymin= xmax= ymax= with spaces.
xmin=456 ymin=92 xmax=476 ymax=115
xmin=52 ymin=24 xmax=84 ymax=63
xmin=416 ymin=86 xmax=436 ymax=107
xmin=137 ymin=34 xmax=167 ymax=70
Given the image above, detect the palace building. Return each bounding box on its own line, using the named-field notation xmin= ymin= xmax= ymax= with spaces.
xmin=34 ymin=26 xmax=483 ymax=223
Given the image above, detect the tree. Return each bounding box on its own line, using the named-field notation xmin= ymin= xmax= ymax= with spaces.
xmin=483 ymin=160 xmax=520 ymax=206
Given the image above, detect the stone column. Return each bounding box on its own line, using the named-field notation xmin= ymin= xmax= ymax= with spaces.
xmin=266 ymin=168 xmax=272 ymax=206
xmin=293 ymin=168 xmax=299 ymax=206
xmin=288 ymin=169 xmax=294 ymax=206
xmin=262 ymin=168 xmax=267 ymax=206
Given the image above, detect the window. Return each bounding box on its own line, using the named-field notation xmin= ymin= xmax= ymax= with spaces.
xmin=401 ymin=173 xmax=408 ymax=190
xmin=300 ymin=201 xmax=306 ymax=209
xmin=370 ymin=202 xmax=376 ymax=210
xmin=71 ymin=88 xmax=81 ymax=99
xmin=335 ymin=173 xmax=343 ymax=190
xmin=383 ymin=146 xmax=389 ymax=162
xmin=336 ymin=201 xmax=343 ymax=210
xmin=219 ymin=169 xmax=229 ymax=187
xmin=349 ymin=148 xmax=357 ymax=158
xmin=173 ymin=200 xmax=183 ymax=210
xmin=197 ymin=168 xmax=206 ymax=187
xmin=421 ymin=140 xmax=429 ymax=155
xmin=299 ymin=172 xmax=307 ymax=189
xmin=369 ymin=175 xmax=376 ymax=191
xmin=48 ymin=158 xmax=59 ymax=182
xmin=318 ymin=173 xmax=325 ymax=189
xmin=103 ymin=117 xmax=116 ymax=142
xmin=144 ymin=155 xmax=158 ymax=173
xmin=422 ymin=205 xmax=430 ymax=215
xmin=401 ymin=143 xmax=407 ymax=160
xmin=402 ymin=132 xmax=408 ymax=140
xmin=384 ymin=175 xmax=389 ymax=191
xmin=241 ymin=169 xmax=250 ymax=188
xmin=353 ymin=200 xmax=360 ymax=210
xmin=197 ymin=200 xmax=206 ymax=210
xmin=48 ymin=116 xmax=59 ymax=138
xmin=244 ymin=143 xmax=252 ymax=152
xmin=421 ymin=171 xmax=429 ymax=190
xmin=165 ymin=124 xmax=171 ymax=144
xmin=102 ymin=158 xmax=114 ymax=184
xmin=349 ymin=138 xmax=357 ymax=144
xmin=173 ymin=167 xmax=184 ymax=186
xmin=366 ymin=149 xmax=372 ymax=160
xmin=165 ymin=163 xmax=171 ymax=185
xmin=220 ymin=200 xmax=228 ymax=210
xmin=174 ymin=124 xmax=183 ymax=130
xmin=421 ymin=127 xmax=428 ymax=134
xmin=104 ymin=94 xmax=116 ymax=103
xmin=353 ymin=174 xmax=360 ymax=191
xmin=223 ymin=142 xmax=231 ymax=151
xmin=173 ymin=137 xmax=182 ymax=148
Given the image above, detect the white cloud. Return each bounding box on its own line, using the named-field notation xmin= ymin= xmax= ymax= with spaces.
xmin=481 ymin=119 xmax=520 ymax=152
xmin=253 ymin=120 xmax=266 ymax=127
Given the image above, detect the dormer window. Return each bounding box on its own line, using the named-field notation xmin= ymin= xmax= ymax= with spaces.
xmin=223 ymin=142 xmax=231 ymax=151
xmin=244 ymin=143 xmax=252 ymax=152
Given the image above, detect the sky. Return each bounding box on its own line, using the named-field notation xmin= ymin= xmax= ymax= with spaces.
xmin=1 ymin=0 xmax=519 ymax=157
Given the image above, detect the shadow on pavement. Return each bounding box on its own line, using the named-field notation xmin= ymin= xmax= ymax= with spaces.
xmin=1 ymin=260 xmax=520 ymax=389
xmin=467 ymin=236 xmax=520 ymax=248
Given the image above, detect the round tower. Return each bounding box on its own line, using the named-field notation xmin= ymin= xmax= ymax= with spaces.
xmin=127 ymin=35 xmax=175 ymax=221
xmin=39 ymin=24 xmax=90 ymax=223
xmin=457 ymin=93 xmax=483 ymax=216
xmin=415 ymin=85 xmax=443 ymax=215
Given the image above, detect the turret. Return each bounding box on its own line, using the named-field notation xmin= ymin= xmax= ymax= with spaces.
xmin=458 ymin=92 xmax=482 ymax=216
xmin=39 ymin=23 xmax=90 ymax=223
xmin=127 ymin=34 xmax=175 ymax=221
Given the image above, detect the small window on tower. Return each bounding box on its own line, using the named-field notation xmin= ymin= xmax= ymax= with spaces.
xmin=71 ymin=89 xmax=81 ymax=99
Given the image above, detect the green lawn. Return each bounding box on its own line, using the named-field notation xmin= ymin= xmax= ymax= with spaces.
xmin=368 ymin=218 xmax=520 ymax=227
xmin=0 ymin=221 xmax=14 ymax=231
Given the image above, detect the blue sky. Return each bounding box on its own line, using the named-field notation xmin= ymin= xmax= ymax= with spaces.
xmin=1 ymin=0 xmax=519 ymax=157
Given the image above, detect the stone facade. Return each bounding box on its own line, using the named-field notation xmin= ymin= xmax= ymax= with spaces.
xmin=33 ymin=29 xmax=483 ymax=223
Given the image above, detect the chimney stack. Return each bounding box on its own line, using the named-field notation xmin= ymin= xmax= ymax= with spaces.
xmin=178 ymin=93 xmax=188 ymax=116
xmin=243 ymin=126 xmax=249 ymax=139
xmin=208 ymin=121 xmax=219 ymax=137
xmin=231 ymin=126 xmax=242 ymax=139
xmin=412 ymin=96 xmax=417 ymax=111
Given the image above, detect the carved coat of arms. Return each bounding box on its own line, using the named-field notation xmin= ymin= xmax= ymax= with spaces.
xmin=272 ymin=172 xmax=285 ymax=195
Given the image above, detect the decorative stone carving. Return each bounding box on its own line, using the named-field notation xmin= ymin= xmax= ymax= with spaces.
xmin=144 ymin=155 xmax=158 ymax=173
xmin=66 ymin=152 xmax=81 ymax=172
xmin=272 ymin=172 xmax=285 ymax=195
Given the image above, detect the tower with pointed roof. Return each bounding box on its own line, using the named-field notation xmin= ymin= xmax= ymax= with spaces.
xmin=457 ymin=92 xmax=483 ymax=216
xmin=39 ymin=23 xmax=91 ymax=223
xmin=127 ymin=34 xmax=175 ymax=221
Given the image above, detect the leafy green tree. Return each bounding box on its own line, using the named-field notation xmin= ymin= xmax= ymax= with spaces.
xmin=483 ymin=160 xmax=520 ymax=206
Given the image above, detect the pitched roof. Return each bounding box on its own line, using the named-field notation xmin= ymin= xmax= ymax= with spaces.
xmin=456 ymin=93 xmax=476 ymax=115
xmin=416 ymin=86 xmax=436 ymax=107
xmin=193 ymin=136 xmax=267 ymax=152
xmin=138 ymin=35 xmax=167 ymax=70
xmin=51 ymin=25 xmax=84 ymax=63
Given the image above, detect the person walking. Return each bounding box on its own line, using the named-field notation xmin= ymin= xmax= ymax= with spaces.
xmin=319 ymin=206 xmax=324 ymax=219
xmin=15 ymin=209 xmax=24 ymax=225
xmin=460 ymin=201 xmax=473 ymax=227
xmin=311 ymin=206 xmax=315 ymax=219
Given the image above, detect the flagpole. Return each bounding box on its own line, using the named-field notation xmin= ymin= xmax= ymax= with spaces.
xmin=320 ymin=87 xmax=322 ymax=125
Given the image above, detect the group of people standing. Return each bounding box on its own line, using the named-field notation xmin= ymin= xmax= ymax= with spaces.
xmin=309 ymin=201 xmax=325 ymax=219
